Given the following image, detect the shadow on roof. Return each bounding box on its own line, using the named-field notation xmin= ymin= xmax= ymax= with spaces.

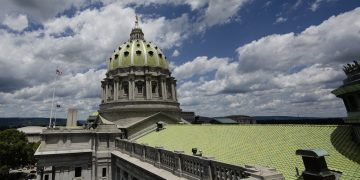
xmin=331 ymin=126 xmax=360 ymax=164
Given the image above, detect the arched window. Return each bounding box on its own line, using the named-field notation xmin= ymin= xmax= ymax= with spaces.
xmin=136 ymin=50 xmax=141 ymax=56
xmin=114 ymin=54 xmax=119 ymax=59
xmin=124 ymin=51 xmax=129 ymax=56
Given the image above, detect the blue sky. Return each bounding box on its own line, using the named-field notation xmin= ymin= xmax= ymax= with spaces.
xmin=0 ymin=0 xmax=360 ymax=119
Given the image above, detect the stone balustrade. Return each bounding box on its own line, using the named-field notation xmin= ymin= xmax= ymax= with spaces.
xmin=114 ymin=138 xmax=285 ymax=180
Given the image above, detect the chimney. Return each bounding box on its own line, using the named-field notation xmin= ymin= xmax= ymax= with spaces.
xmin=296 ymin=149 xmax=336 ymax=180
xmin=66 ymin=108 xmax=78 ymax=127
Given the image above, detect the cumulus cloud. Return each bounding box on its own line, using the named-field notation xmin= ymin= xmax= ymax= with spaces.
xmin=197 ymin=0 xmax=251 ymax=31
xmin=0 ymin=2 xmax=195 ymax=119
xmin=2 ymin=14 xmax=28 ymax=31
xmin=173 ymin=56 xmax=230 ymax=80
xmin=237 ymin=7 xmax=360 ymax=73
xmin=174 ymin=7 xmax=360 ymax=117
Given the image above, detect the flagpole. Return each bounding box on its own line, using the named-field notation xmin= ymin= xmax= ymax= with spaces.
xmin=54 ymin=104 xmax=57 ymax=128
xmin=49 ymin=69 xmax=60 ymax=128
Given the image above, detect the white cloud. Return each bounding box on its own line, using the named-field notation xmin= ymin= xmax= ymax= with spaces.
xmin=172 ymin=49 xmax=180 ymax=57
xmin=310 ymin=0 xmax=323 ymax=12
xmin=174 ymin=7 xmax=360 ymax=117
xmin=0 ymin=2 xmax=194 ymax=119
xmin=2 ymin=14 xmax=28 ymax=31
xmin=198 ymin=0 xmax=251 ymax=30
xmin=237 ymin=7 xmax=360 ymax=73
xmin=173 ymin=56 xmax=230 ymax=80
xmin=274 ymin=16 xmax=287 ymax=24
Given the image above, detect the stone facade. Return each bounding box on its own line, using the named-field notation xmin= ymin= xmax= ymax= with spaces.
xmin=35 ymin=124 xmax=121 ymax=180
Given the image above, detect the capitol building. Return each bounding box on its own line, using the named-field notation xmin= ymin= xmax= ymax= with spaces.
xmin=34 ymin=17 xmax=360 ymax=180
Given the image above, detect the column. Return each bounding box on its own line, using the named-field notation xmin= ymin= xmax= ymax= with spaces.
xmin=113 ymin=81 xmax=117 ymax=101
xmin=116 ymin=79 xmax=120 ymax=100
xmin=145 ymin=76 xmax=151 ymax=100
xmin=105 ymin=82 xmax=109 ymax=102
xmin=161 ymin=77 xmax=167 ymax=100
xmin=171 ymin=80 xmax=176 ymax=101
xmin=129 ymin=77 xmax=134 ymax=100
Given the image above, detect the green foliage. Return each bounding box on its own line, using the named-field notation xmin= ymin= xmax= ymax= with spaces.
xmin=0 ymin=129 xmax=37 ymax=175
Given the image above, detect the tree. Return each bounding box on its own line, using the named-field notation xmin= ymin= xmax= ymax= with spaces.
xmin=0 ymin=129 xmax=37 ymax=175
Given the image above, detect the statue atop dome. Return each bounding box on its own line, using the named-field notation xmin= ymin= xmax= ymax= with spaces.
xmin=130 ymin=14 xmax=144 ymax=40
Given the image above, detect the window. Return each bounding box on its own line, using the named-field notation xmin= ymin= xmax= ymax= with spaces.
xmin=148 ymin=51 xmax=154 ymax=56
xmin=126 ymin=44 xmax=130 ymax=48
xmin=118 ymin=47 xmax=121 ymax=50
xmin=158 ymin=53 xmax=163 ymax=58
xmin=136 ymin=82 xmax=143 ymax=94
xmin=147 ymin=44 xmax=150 ymax=48
xmin=152 ymin=81 xmax=157 ymax=94
xmin=102 ymin=168 xmax=107 ymax=177
xmin=124 ymin=51 xmax=129 ymax=56
xmin=136 ymin=43 xmax=140 ymax=47
xmin=122 ymin=82 xmax=129 ymax=95
xmin=136 ymin=50 xmax=141 ymax=55
xmin=75 ymin=167 xmax=81 ymax=177
xmin=44 ymin=175 xmax=49 ymax=180
xmin=115 ymin=54 xmax=118 ymax=59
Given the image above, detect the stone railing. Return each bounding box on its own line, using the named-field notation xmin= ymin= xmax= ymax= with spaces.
xmin=114 ymin=138 xmax=285 ymax=180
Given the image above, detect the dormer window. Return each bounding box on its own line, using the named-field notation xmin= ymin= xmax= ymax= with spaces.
xmin=118 ymin=47 xmax=121 ymax=50
xmin=147 ymin=44 xmax=150 ymax=48
xmin=126 ymin=44 xmax=130 ymax=48
xmin=124 ymin=51 xmax=129 ymax=56
xmin=148 ymin=51 xmax=154 ymax=56
xmin=115 ymin=54 xmax=119 ymax=59
xmin=109 ymin=57 xmax=112 ymax=62
xmin=136 ymin=50 xmax=141 ymax=55
xmin=158 ymin=53 xmax=162 ymax=58
xmin=137 ymin=44 xmax=140 ymax=47
xmin=155 ymin=46 xmax=158 ymax=49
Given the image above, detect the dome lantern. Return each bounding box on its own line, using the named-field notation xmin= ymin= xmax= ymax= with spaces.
xmin=130 ymin=15 xmax=144 ymax=40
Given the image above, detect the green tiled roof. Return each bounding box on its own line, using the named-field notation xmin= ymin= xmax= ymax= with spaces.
xmin=108 ymin=39 xmax=168 ymax=71
xmin=136 ymin=125 xmax=360 ymax=180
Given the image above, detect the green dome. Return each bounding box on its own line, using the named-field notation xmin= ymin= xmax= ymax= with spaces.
xmin=108 ymin=27 xmax=169 ymax=71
